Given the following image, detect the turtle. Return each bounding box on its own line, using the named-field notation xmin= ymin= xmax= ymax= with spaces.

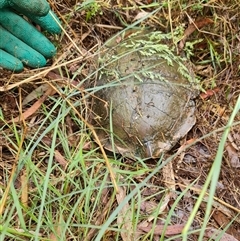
xmin=92 ymin=29 xmax=198 ymax=159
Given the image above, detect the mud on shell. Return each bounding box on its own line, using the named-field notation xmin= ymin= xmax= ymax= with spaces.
xmin=93 ymin=29 xmax=198 ymax=159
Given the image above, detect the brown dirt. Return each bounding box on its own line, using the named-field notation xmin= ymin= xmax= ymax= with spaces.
xmin=0 ymin=0 xmax=240 ymax=240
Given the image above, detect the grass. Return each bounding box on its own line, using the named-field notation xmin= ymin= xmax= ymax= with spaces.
xmin=1 ymin=0 xmax=240 ymax=240
xmin=1 ymin=106 xmax=240 ymax=240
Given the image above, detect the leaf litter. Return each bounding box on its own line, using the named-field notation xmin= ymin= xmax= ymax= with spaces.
xmin=0 ymin=0 xmax=240 ymax=240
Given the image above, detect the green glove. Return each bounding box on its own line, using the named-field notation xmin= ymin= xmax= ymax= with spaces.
xmin=0 ymin=0 xmax=61 ymax=72
xmin=0 ymin=0 xmax=50 ymax=16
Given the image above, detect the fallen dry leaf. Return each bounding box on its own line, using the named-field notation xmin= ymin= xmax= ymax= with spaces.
xmin=140 ymin=200 xmax=158 ymax=214
xmin=133 ymin=11 xmax=150 ymax=21
xmin=179 ymin=18 xmax=214 ymax=50
xmin=200 ymin=87 xmax=220 ymax=99
xmin=212 ymin=210 xmax=240 ymax=240
xmin=228 ymin=133 xmax=239 ymax=151
xmin=22 ymin=84 xmax=49 ymax=106
xmin=205 ymin=228 xmax=238 ymax=241
xmin=54 ymin=150 xmax=68 ymax=169
xmin=11 ymin=71 xmax=82 ymax=123
xmin=138 ymin=222 xmax=185 ymax=236
xmin=116 ymin=186 xmax=134 ymax=241
xmin=226 ymin=144 xmax=240 ymax=168
xmin=9 ymin=86 xmax=55 ymax=123
xmin=162 ymin=161 xmax=176 ymax=193
xmin=143 ymin=194 xmax=171 ymax=223
xmin=213 ymin=210 xmax=231 ymax=228
xmin=177 ymin=138 xmax=197 ymax=155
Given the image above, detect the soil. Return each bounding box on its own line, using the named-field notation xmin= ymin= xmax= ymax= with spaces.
xmin=0 ymin=1 xmax=240 ymax=240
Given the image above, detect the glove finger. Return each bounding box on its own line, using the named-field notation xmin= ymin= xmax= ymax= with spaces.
xmin=24 ymin=10 xmax=61 ymax=34
xmin=0 ymin=26 xmax=46 ymax=68
xmin=0 ymin=9 xmax=57 ymax=58
xmin=0 ymin=1 xmax=7 ymax=8
xmin=0 ymin=49 xmax=23 ymax=72
xmin=9 ymin=0 xmax=50 ymax=16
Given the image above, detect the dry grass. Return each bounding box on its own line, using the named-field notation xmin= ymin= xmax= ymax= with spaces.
xmin=0 ymin=0 xmax=240 ymax=240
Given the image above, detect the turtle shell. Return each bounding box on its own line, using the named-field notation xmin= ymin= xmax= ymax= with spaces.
xmin=93 ymin=30 xmax=197 ymax=158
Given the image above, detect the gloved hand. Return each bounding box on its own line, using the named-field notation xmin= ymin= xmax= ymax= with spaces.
xmin=0 ymin=0 xmax=61 ymax=72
